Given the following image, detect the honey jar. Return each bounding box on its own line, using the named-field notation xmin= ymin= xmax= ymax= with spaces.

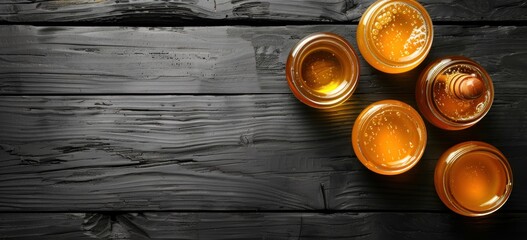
xmin=286 ymin=32 xmax=360 ymax=109
xmin=435 ymin=141 xmax=513 ymax=217
xmin=357 ymin=0 xmax=433 ymax=73
xmin=416 ymin=56 xmax=494 ymax=130
xmin=352 ymin=100 xmax=427 ymax=175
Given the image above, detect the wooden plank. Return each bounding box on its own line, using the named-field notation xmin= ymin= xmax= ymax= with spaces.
xmin=1 ymin=94 xmax=526 ymax=211
xmin=0 ymin=0 xmax=525 ymax=23
xmin=1 ymin=212 xmax=527 ymax=239
xmin=0 ymin=25 xmax=526 ymax=94
xmin=0 ymin=213 xmax=91 ymax=240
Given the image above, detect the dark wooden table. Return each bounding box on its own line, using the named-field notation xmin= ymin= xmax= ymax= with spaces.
xmin=1 ymin=1 xmax=526 ymax=239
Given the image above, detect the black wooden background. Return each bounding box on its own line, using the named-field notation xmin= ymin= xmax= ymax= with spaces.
xmin=0 ymin=0 xmax=526 ymax=239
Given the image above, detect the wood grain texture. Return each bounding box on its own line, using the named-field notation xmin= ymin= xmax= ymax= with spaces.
xmin=0 ymin=0 xmax=525 ymax=237
xmin=1 ymin=212 xmax=527 ymax=239
xmin=1 ymin=25 xmax=526 ymax=94
xmin=1 ymin=94 xmax=526 ymax=211
xmin=0 ymin=0 xmax=526 ymax=23
xmin=0 ymin=213 xmax=91 ymax=240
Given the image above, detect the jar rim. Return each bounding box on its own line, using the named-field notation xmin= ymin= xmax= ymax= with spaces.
xmin=418 ymin=56 xmax=494 ymax=129
xmin=286 ymin=32 xmax=360 ymax=109
xmin=358 ymin=0 xmax=433 ymax=73
xmin=352 ymin=99 xmax=427 ymax=175
xmin=440 ymin=141 xmax=513 ymax=216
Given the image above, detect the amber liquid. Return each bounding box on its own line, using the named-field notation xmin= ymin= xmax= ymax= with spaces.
xmin=300 ymin=50 xmax=343 ymax=94
xmin=433 ymin=66 xmax=490 ymax=122
xmin=369 ymin=3 xmax=427 ymax=62
xmin=300 ymin=48 xmax=349 ymax=96
xmin=449 ymin=151 xmax=507 ymax=212
xmin=360 ymin=109 xmax=421 ymax=169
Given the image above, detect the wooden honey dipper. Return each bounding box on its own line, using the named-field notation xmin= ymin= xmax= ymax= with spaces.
xmin=437 ymin=73 xmax=485 ymax=100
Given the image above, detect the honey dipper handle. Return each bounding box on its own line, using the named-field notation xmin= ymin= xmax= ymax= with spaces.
xmin=437 ymin=73 xmax=485 ymax=100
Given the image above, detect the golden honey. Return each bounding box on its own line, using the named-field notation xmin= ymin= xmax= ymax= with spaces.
xmin=352 ymin=100 xmax=427 ymax=175
xmin=416 ymin=56 xmax=494 ymax=130
xmin=435 ymin=141 xmax=513 ymax=216
xmin=286 ymin=32 xmax=360 ymax=109
xmin=300 ymin=50 xmax=344 ymax=94
xmin=357 ymin=0 xmax=433 ymax=73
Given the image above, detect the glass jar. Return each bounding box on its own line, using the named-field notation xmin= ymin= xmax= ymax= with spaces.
xmin=286 ymin=32 xmax=360 ymax=109
xmin=352 ymin=100 xmax=427 ymax=175
xmin=435 ymin=141 xmax=513 ymax=217
xmin=416 ymin=56 xmax=494 ymax=130
xmin=357 ymin=0 xmax=433 ymax=73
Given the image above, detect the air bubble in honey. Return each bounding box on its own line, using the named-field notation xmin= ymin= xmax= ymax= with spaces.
xmin=352 ymin=100 xmax=427 ymax=175
xmin=416 ymin=56 xmax=494 ymax=130
xmin=357 ymin=0 xmax=433 ymax=73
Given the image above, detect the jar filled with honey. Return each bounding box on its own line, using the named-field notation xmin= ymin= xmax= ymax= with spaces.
xmin=435 ymin=141 xmax=513 ymax=217
xmin=416 ymin=56 xmax=494 ymax=130
xmin=357 ymin=0 xmax=433 ymax=73
xmin=352 ymin=100 xmax=427 ymax=175
xmin=286 ymin=32 xmax=360 ymax=109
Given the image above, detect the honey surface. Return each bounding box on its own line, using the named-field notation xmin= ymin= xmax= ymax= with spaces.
xmin=359 ymin=109 xmax=421 ymax=168
xmin=369 ymin=3 xmax=427 ymax=62
xmin=449 ymin=152 xmax=507 ymax=212
xmin=300 ymin=49 xmax=344 ymax=95
xmin=433 ymin=65 xmax=490 ymax=122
